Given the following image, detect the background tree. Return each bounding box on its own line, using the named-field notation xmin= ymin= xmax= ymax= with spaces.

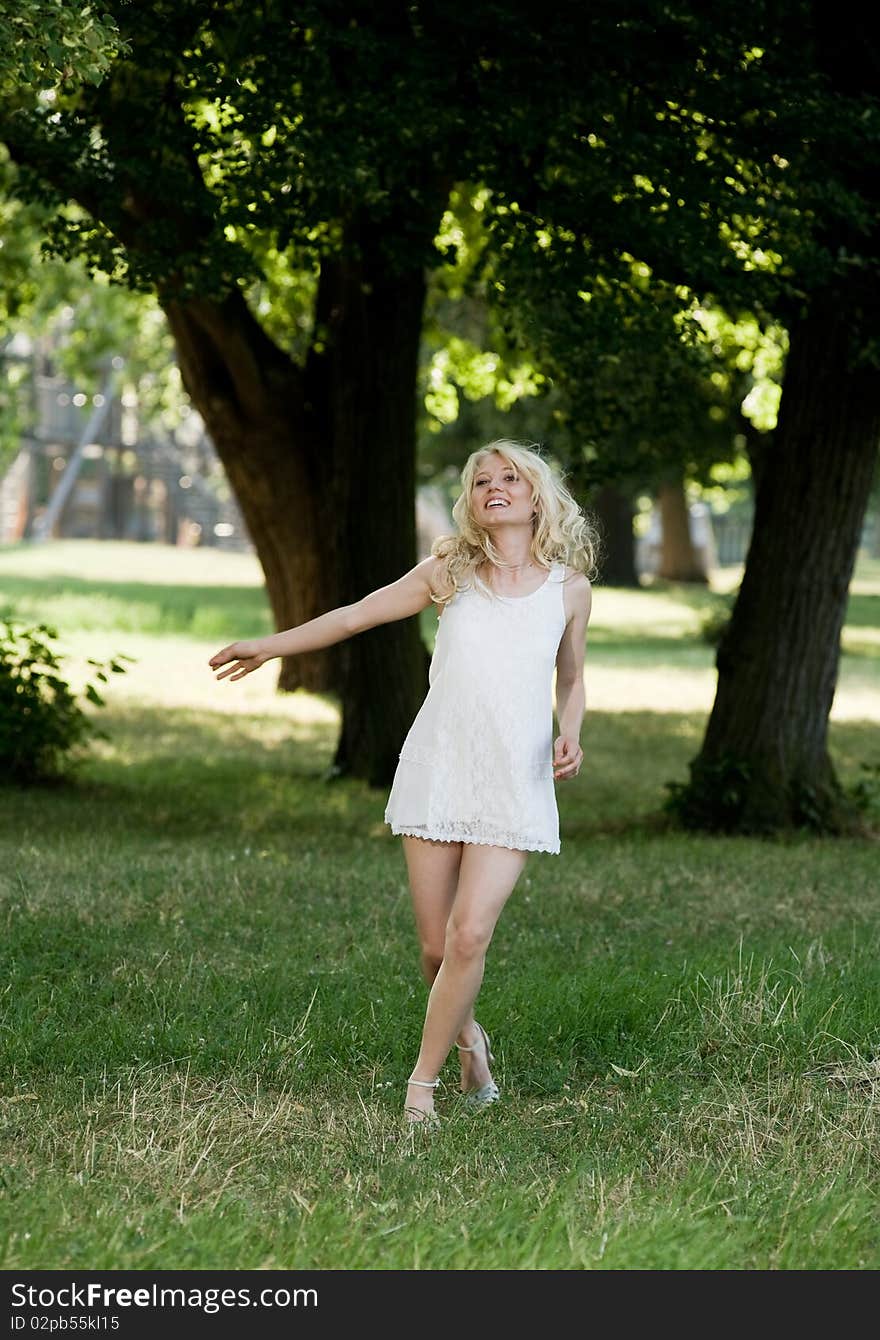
xmin=476 ymin=3 xmax=880 ymax=831
xmin=671 ymin=9 xmax=880 ymax=832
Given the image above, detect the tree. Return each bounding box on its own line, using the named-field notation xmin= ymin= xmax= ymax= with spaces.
xmin=1 ymin=1 xmax=623 ymax=785
xmin=476 ymin=3 xmax=880 ymax=830
xmin=670 ymin=9 xmax=880 ymax=833
xmin=10 ymin=2 xmax=874 ymax=818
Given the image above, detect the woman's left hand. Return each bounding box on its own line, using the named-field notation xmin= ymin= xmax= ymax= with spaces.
xmin=553 ymin=735 xmax=583 ymax=782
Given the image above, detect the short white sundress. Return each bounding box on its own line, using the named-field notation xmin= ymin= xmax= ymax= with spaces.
xmin=384 ymin=561 xmax=568 ymax=854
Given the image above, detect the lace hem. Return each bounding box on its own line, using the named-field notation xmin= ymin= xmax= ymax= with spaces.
xmin=385 ymin=819 xmax=560 ymax=855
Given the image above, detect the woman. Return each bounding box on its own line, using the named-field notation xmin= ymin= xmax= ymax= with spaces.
xmin=209 ymin=440 xmax=596 ymax=1126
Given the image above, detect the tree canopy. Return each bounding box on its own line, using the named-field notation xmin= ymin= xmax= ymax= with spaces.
xmin=3 ymin=0 xmax=878 ymax=815
xmin=0 ymin=1 xmax=122 ymax=92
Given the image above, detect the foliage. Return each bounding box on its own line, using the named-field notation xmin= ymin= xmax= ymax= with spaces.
xmin=0 ymin=0 xmax=119 ymax=380
xmin=1 ymin=4 xmax=847 ymax=318
xmin=2 ymin=3 xmax=879 ymax=513
xmin=470 ymin=6 xmax=880 ymax=493
xmin=1 ymin=3 xmax=625 ymax=295
xmin=0 ymin=176 xmax=182 ymax=399
xmin=0 ymin=0 xmax=123 ymax=92
xmin=416 ymin=167 xmax=788 ymax=500
xmin=0 ymin=616 xmax=131 ymax=784
xmin=416 ymin=186 xmax=565 ymax=487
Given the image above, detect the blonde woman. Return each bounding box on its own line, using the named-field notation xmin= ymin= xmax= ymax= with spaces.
xmin=209 ymin=440 xmax=596 ymax=1126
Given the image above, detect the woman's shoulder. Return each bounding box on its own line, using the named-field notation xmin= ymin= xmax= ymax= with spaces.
xmin=424 ymin=552 xmax=454 ymax=609
xmin=416 ymin=553 xmax=446 ymax=575
xmin=560 ymin=564 xmax=593 ymax=621
xmin=561 ymin=562 xmax=592 ymax=590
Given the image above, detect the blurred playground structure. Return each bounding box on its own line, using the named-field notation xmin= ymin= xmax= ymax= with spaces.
xmin=6 ymin=344 xmax=873 ymax=578
xmin=0 ymin=369 xmax=758 ymax=576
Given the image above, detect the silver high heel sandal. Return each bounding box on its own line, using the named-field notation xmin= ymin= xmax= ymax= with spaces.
xmin=405 ymin=1077 xmax=441 ymax=1127
xmin=456 ymin=1022 xmax=500 ymax=1108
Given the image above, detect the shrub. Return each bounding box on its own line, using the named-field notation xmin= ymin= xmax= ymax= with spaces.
xmin=0 ymin=618 xmax=132 ymax=785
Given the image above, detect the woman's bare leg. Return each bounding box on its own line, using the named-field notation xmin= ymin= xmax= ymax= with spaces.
xmin=405 ymin=842 xmax=528 ymax=1118
xmin=401 ymin=835 xmax=481 ymax=1088
xmin=402 ymin=835 xmax=462 ymax=989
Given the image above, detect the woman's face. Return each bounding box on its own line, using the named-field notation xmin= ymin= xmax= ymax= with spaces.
xmin=471 ymin=455 xmax=534 ymax=528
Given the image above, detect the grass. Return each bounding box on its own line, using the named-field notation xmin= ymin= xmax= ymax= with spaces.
xmin=1 ymin=540 xmax=880 ymax=1270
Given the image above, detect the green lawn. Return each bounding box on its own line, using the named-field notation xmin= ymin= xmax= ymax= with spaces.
xmin=1 ymin=540 xmax=879 ymax=1270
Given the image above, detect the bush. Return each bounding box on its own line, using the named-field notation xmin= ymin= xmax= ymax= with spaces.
xmin=0 ymin=618 xmax=132 ymax=785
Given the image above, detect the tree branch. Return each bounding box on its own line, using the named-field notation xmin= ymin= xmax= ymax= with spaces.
xmin=1 ymin=88 xmax=301 ymax=420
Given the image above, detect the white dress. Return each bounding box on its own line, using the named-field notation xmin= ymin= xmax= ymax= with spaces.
xmin=384 ymin=561 xmax=568 ymax=854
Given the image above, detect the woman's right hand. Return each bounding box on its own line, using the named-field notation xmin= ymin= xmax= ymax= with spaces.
xmin=208 ymin=639 xmax=270 ymax=682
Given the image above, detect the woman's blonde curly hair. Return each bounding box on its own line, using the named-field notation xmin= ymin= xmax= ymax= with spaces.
xmin=430 ymin=439 xmax=600 ymax=607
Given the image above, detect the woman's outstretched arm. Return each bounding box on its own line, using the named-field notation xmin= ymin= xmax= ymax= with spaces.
xmin=209 ymin=555 xmax=441 ymax=682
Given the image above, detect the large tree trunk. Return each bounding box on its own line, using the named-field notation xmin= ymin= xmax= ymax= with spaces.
xmin=675 ymin=301 xmax=880 ymax=833
xmin=656 ymin=476 xmax=707 ymax=583
xmin=592 ymin=483 xmax=640 ymax=586
xmin=306 ymin=217 xmax=432 ymax=782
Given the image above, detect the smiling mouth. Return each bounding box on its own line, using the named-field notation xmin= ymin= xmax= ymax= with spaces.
xmin=486 ymin=499 xmax=509 ymax=509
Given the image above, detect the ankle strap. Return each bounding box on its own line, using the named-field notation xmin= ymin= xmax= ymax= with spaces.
xmin=408 ymin=1077 xmax=439 ymax=1088
xmin=456 ymin=1023 xmax=485 ymax=1052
